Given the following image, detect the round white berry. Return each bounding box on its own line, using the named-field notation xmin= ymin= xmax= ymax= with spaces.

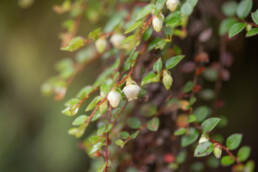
xmin=152 ymin=14 xmax=164 ymax=32
xmin=123 ymin=83 xmax=141 ymax=101
xmin=95 ymin=38 xmax=107 ymax=53
xmin=107 ymin=90 xmax=121 ymax=108
xmin=110 ymin=34 xmax=125 ymax=48
xmin=166 ymin=0 xmax=179 ymax=12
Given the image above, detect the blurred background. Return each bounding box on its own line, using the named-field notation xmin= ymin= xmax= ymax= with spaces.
xmin=0 ymin=0 xmax=257 ymax=172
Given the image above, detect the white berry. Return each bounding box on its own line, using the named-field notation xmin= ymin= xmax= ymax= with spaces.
xmin=166 ymin=0 xmax=179 ymax=12
xmin=107 ymin=90 xmax=121 ymax=108
xmin=123 ymin=83 xmax=141 ymax=101
xmin=110 ymin=34 xmax=125 ymax=48
xmin=95 ymin=38 xmax=107 ymax=53
xmin=152 ymin=14 xmax=164 ymax=32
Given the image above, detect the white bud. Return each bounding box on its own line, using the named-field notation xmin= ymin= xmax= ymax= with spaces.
xmin=213 ymin=144 xmax=222 ymax=159
xmin=198 ymin=134 xmax=209 ymax=144
xmin=110 ymin=34 xmax=125 ymax=48
xmin=95 ymin=38 xmax=107 ymax=53
xmin=166 ymin=0 xmax=179 ymax=12
xmin=123 ymin=82 xmax=141 ymax=101
xmin=152 ymin=14 xmax=164 ymax=32
xmin=162 ymin=70 xmax=173 ymax=90
xmin=107 ymin=90 xmax=121 ymax=108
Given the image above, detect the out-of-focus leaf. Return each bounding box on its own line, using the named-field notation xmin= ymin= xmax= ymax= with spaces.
xmin=226 ymin=133 xmax=242 ymax=150
xmin=61 ymin=37 xmax=84 ymax=52
xmin=236 ymin=0 xmax=252 ymax=19
xmin=165 ymin=55 xmax=184 ymax=69
xmin=228 ymin=22 xmax=246 ymax=38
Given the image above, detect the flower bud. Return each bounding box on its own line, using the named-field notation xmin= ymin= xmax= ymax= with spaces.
xmin=123 ymin=80 xmax=141 ymax=101
xmin=152 ymin=14 xmax=164 ymax=32
xmin=107 ymin=90 xmax=121 ymax=108
xmin=162 ymin=70 xmax=173 ymax=90
xmin=110 ymin=34 xmax=125 ymax=48
xmin=247 ymin=24 xmax=252 ymax=31
xmin=213 ymin=144 xmax=222 ymax=159
xmin=198 ymin=134 xmax=209 ymax=144
xmin=166 ymin=0 xmax=179 ymax=12
xmin=95 ymin=37 xmax=107 ymax=53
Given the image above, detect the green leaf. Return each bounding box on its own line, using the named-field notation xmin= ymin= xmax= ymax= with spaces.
xmin=62 ymin=98 xmax=80 ymax=116
xmin=148 ymin=38 xmax=167 ymax=50
xmin=191 ymin=162 xmax=204 ymax=171
xmin=183 ymin=81 xmax=194 ymax=93
xmin=97 ymin=124 xmax=112 ymax=136
xmin=174 ymin=128 xmax=186 ymax=136
xmin=187 ymin=0 xmax=198 ymax=8
xmin=130 ymin=130 xmax=140 ymax=139
xmin=165 ymin=55 xmax=184 ymax=69
xmin=221 ymin=156 xmax=235 ymax=166
xmin=68 ymin=124 xmax=87 ymax=138
xmin=85 ymin=96 xmax=102 ymax=112
xmin=141 ymin=71 xmax=160 ymax=86
xmin=75 ymin=46 xmax=95 ymax=63
xmin=228 ymin=22 xmax=246 ymax=38
xmin=136 ymin=4 xmax=154 ymax=20
xmin=193 ymin=106 xmax=210 ymax=122
xmin=127 ymin=117 xmax=141 ymax=129
xmin=237 ymin=146 xmax=251 ymax=162
xmin=219 ymin=18 xmax=237 ymax=35
xmin=176 ymin=150 xmax=187 ymax=164
xmin=226 ymin=133 xmax=242 ymax=150
xmin=147 ymin=117 xmax=160 ymax=131
xmin=125 ymin=20 xmax=143 ymax=34
xmin=181 ymin=128 xmax=199 ymax=147
xmin=222 ymin=1 xmax=238 ymax=17
xmin=156 ymin=0 xmax=167 ymax=14
xmin=245 ymin=160 xmax=255 ymax=172
xmin=143 ymin=28 xmax=153 ymax=41
xmin=165 ymin=11 xmax=182 ymax=28
xmin=236 ymin=0 xmax=253 ymax=19
xmin=153 ymin=58 xmax=163 ymax=73
xmin=188 ymin=114 xmax=197 ymax=123
xmin=88 ymin=28 xmax=101 ymax=40
xmin=104 ymin=11 xmax=125 ymax=32
xmin=194 ymin=141 xmax=214 ymax=157
xmin=61 ymin=37 xmax=84 ymax=52
xmin=84 ymin=135 xmax=105 ymax=156
xmin=201 ymin=117 xmax=221 ymax=133
xmin=120 ymin=131 xmax=130 ymax=139
xmin=181 ymin=2 xmax=193 ymax=16
xmin=115 ymin=139 xmax=125 ymax=148
xmin=246 ymin=28 xmax=258 ymax=37
xmin=76 ymin=86 xmax=92 ymax=99
xmin=124 ymin=50 xmax=139 ymax=71
xmin=72 ymin=115 xmax=88 ymax=126
xmin=207 ymin=157 xmax=220 ymax=168
xmin=251 ymin=9 xmax=258 ymax=24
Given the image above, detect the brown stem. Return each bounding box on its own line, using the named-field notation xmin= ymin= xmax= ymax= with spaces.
xmin=105 ymin=104 xmax=112 ymax=172
xmin=209 ymin=138 xmax=243 ymax=166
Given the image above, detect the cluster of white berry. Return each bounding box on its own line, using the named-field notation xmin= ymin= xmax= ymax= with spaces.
xmin=95 ymin=33 xmax=127 ymax=54
xmin=152 ymin=0 xmax=179 ymax=32
xmin=95 ymin=0 xmax=180 ymax=52
xmin=107 ymin=79 xmax=141 ymax=108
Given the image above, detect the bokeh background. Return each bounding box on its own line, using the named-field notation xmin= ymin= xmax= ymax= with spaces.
xmin=0 ymin=0 xmax=258 ymax=172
